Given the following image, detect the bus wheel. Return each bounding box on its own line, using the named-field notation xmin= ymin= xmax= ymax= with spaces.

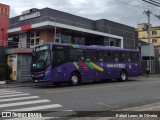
xmin=70 ymin=73 xmax=80 ymax=86
xmin=118 ymin=71 xmax=128 ymax=82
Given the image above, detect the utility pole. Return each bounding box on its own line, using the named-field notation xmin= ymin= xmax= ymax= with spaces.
xmin=144 ymin=10 xmax=152 ymax=73
xmin=144 ymin=10 xmax=152 ymax=43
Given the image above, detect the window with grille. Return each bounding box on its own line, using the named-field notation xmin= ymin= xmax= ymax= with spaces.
xmin=152 ymin=39 xmax=157 ymax=43
xmin=152 ymin=31 xmax=157 ymax=35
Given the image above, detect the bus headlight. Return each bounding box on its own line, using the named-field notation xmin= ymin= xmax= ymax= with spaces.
xmin=45 ymin=70 xmax=50 ymax=75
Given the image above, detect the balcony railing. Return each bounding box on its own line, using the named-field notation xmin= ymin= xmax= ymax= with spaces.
xmin=0 ymin=40 xmax=47 ymax=48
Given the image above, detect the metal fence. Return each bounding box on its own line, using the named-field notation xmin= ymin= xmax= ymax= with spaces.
xmin=141 ymin=60 xmax=160 ymax=75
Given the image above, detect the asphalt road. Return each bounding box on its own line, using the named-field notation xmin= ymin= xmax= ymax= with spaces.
xmin=0 ymin=77 xmax=160 ymax=119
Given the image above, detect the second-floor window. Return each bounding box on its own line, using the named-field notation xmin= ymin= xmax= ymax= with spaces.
xmin=152 ymin=31 xmax=157 ymax=35
xmin=152 ymin=39 xmax=157 ymax=43
xmin=30 ymin=32 xmax=40 ymax=48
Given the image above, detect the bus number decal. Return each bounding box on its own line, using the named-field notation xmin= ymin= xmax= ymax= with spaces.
xmin=107 ymin=64 xmax=125 ymax=68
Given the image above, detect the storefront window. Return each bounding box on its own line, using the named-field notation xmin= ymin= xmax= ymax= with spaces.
xmin=55 ymin=33 xmax=61 ymax=43
xmin=79 ymin=38 xmax=85 ymax=45
xmin=75 ymin=37 xmax=79 ymax=44
xmin=31 ymin=39 xmax=34 ymax=46
xmin=31 ymin=33 xmax=34 ymax=37
xmin=36 ymin=38 xmax=39 ymax=45
xmin=61 ymin=35 xmax=71 ymax=43
xmin=30 ymin=32 xmax=40 ymax=48
xmin=72 ymin=37 xmax=85 ymax=45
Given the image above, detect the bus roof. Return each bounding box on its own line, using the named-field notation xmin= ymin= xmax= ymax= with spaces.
xmin=47 ymin=43 xmax=139 ymax=52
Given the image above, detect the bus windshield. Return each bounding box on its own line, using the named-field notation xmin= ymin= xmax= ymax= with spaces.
xmin=31 ymin=50 xmax=51 ymax=70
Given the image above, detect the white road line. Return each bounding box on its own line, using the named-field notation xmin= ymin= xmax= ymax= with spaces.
xmin=0 ymin=90 xmax=18 ymax=92
xmin=62 ymin=110 xmax=73 ymax=111
xmin=0 ymin=96 xmax=40 ymax=102
xmin=0 ymin=99 xmax=50 ymax=108
xmin=0 ymin=94 xmax=30 ymax=98
xmin=0 ymin=89 xmax=11 ymax=91
xmin=7 ymin=104 xmax=62 ymax=111
xmin=0 ymin=92 xmax=23 ymax=95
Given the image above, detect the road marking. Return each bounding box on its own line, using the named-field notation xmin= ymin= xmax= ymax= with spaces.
xmin=0 ymin=96 xmax=39 ymax=102
xmin=0 ymin=90 xmax=16 ymax=93
xmin=0 ymin=99 xmax=50 ymax=108
xmin=0 ymin=93 xmax=30 ymax=98
xmin=119 ymin=102 xmax=160 ymax=111
xmin=46 ymin=80 xmax=160 ymax=94
xmin=0 ymin=92 xmax=23 ymax=95
xmin=98 ymin=102 xmax=109 ymax=107
xmin=62 ymin=110 xmax=73 ymax=111
xmin=7 ymin=104 xmax=62 ymax=111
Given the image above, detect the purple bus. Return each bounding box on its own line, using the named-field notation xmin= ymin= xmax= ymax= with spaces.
xmin=31 ymin=43 xmax=141 ymax=85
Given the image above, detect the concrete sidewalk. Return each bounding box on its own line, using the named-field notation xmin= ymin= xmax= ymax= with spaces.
xmin=0 ymin=81 xmax=51 ymax=88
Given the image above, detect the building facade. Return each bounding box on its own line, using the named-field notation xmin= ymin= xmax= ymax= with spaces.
xmin=8 ymin=8 xmax=138 ymax=49
xmin=0 ymin=3 xmax=10 ymax=46
xmin=137 ymin=23 xmax=160 ymax=50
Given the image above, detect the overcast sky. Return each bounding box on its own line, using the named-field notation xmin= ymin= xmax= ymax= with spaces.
xmin=1 ymin=0 xmax=160 ymax=28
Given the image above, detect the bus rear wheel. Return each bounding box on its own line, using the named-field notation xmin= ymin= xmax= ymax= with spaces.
xmin=70 ymin=73 xmax=80 ymax=86
xmin=118 ymin=71 xmax=128 ymax=82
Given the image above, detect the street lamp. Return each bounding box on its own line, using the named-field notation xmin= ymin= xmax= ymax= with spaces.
xmin=50 ymin=17 xmax=56 ymax=43
xmin=1 ymin=29 xmax=4 ymax=46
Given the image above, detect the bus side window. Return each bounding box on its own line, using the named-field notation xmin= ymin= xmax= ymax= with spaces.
xmin=98 ymin=51 xmax=110 ymax=62
xmin=52 ymin=45 xmax=66 ymax=67
xmin=131 ymin=52 xmax=139 ymax=62
xmin=84 ymin=50 xmax=97 ymax=62
xmin=122 ymin=52 xmax=131 ymax=62
xmin=105 ymin=51 xmax=111 ymax=62
xmin=111 ymin=51 xmax=122 ymax=62
xmin=70 ymin=49 xmax=84 ymax=62
xmin=98 ymin=51 xmax=104 ymax=62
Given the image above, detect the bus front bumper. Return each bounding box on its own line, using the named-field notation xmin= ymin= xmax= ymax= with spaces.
xmin=31 ymin=72 xmax=51 ymax=83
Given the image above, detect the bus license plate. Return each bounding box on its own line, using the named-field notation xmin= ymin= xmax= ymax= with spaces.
xmin=34 ymin=80 xmax=39 ymax=83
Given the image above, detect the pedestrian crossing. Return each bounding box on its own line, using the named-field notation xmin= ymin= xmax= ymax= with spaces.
xmin=0 ymin=89 xmax=74 ymax=119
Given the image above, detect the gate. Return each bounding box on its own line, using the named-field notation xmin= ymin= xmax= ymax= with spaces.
xmin=141 ymin=60 xmax=160 ymax=75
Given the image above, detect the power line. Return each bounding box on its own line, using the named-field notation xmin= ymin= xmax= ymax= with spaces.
xmin=142 ymin=0 xmax=160 ymax=20
xmin=142 ymin=0 xmax=160 ymax=7
xmin=149 ymin=0 xmax=160 ymax=5
xmin=113 ymin=0 xmax=160 ymax=11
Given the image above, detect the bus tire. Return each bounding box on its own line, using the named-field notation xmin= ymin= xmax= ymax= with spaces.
xmin=70 ymin=72 xmax=80 ymax=86
xmin=118 ymin=71 xmax=128 ymax=82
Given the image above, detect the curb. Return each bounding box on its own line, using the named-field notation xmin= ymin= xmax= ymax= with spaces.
xmin=0 ymin=82 xmax=47 ymax=88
